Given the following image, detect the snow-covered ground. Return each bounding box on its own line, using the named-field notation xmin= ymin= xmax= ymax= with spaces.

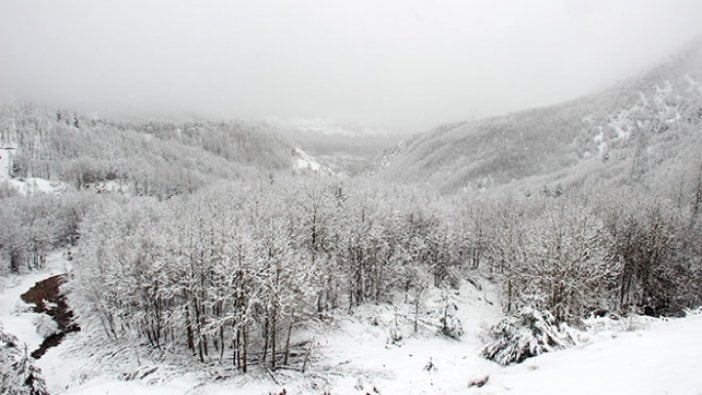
xmin=473 ymin=314 xmax=702 ymax=395
xmin=292 ymin=147 xmax=334 ymax=176
xmin=307 ymin=281 xmax=502 ymax=394
xmin=3 ymin=258 xmax=702 ymax=395
xmin=0 ymin=146 xmax=66 ymax=195
xmin=35 ymin=278 xmax=501 ymax=394
xmin=7 ymin=177 xmax=64 ymax=195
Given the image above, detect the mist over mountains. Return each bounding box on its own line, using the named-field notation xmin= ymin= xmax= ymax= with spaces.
xmin=3 ymin=36 xmax=702 ymax=195
xmin=1 ymin=9 xmax=702 ymax=395
xmin=374 ymin=37 xmax=702 ymax=193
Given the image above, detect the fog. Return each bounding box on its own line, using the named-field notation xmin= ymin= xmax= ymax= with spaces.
xmin=1 ymin=0 xmax=701 ymax=132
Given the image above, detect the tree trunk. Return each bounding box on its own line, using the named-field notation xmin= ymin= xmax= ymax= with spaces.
xmin=283 ymin=314 xmax=294 ymax=366
xmin=262 ymin=317 xmax=270 ymax=364
xmin=271 ymin=309 xmax=277 ymax=369
xmin=184 ymin=292 xmax=195 ymax=353
xmin=242 ymin=325 xmax=248 ymax=373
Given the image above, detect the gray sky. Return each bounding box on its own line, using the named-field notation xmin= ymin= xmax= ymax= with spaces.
xmin=1 ymin=0 xmax=702 ymax=132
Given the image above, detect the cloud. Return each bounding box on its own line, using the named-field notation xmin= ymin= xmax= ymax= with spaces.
xmin=1 ymin=0 xmax=701 ymax=131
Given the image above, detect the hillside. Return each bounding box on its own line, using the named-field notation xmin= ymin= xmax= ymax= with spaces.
xmin=376 ymin=38 xmax=702 ymax=193
xmin=0 ymin=104 xmax=330 ymax=197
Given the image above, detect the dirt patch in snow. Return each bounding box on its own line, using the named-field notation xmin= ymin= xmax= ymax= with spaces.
xmin=20 ymin=274 xmax=80 ymax=358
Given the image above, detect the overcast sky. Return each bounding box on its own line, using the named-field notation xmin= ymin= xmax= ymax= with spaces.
xmin=1 ymin=0 xmax=702 ymax=132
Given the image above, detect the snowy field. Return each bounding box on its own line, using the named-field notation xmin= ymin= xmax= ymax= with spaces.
xmin=2 ymin=251 xmax=701 ymax=395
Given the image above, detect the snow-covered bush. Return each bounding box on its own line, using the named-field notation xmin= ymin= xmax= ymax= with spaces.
xmin=481 ymin=305 xmax=574 ymax=365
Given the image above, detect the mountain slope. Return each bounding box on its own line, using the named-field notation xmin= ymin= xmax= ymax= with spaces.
xmin=0 ymin=105 xmax=331 ymax=197
xmin=377 ymin=38 xmax=702 ymax=193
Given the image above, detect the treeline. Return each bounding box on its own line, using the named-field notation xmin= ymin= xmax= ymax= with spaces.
xmin=488 ymin=191 xmax=701 ymax=321
xmin=0 ymin=104 xmax=294 ymax=198
xmin=70 ymin=174 xmax=702 ymax=371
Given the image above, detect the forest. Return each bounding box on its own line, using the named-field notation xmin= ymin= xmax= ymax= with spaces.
xmin=2 ymin=101 xmax=701 ymax=380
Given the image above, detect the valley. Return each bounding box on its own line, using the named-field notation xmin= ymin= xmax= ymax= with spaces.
xmin=1 ymin=6 xmax=702 ymax=394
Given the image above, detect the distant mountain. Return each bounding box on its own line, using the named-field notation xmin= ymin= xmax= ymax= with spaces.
xmin=268 ymin=118 xmax=403 ymax=176
xmin=269 ymin=117 xmax=396 ymax=137
xmin=375 ymin=38 xmax=702 ymax=193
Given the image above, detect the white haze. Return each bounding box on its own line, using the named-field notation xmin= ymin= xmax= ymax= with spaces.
xmin=1 ymin=0 xmax=701 ymax=132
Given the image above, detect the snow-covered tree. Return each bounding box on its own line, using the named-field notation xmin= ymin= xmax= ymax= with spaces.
xmin=0 ymin=326 xmax=49 ymax=395
xmin=481 ymin=299 xmax=574 ymax=365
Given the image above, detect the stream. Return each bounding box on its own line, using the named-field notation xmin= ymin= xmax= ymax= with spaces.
xmin=20 ymin=274 xmax=80 ymax=359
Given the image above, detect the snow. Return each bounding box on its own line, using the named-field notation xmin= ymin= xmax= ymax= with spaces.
xmin=8 ymin=177 xmax=64 ymax=195
xmin=50 ymin=306 xmax=702 ymax=395
xmin=1 ymin=314 xmax=44 ymax=351
xmin=473 ymin=314 xmax=702 ymax=395
xmin=64 ymin=378 xmax=192 ymax=395
xmin=58 ymin=373 xmax=291 ymax=395
xmin=35 ymin=340 xmax=87 ymax=394
xmin=293 ymin=148 xmax=322 ymax=171
xmin=593 ymin=128 xmax=607 ymax=155
xmin=305 ymin=280 xmax=502 ymax=394
xmin=0 ymin=251 xmax=68 ymax=353
xmin=4 ymin=258 xmax=702 ymax=395
xmin=34 ymin=276 xmax=504 ymax=395
xmin=292 ymin=147 xmax=334 ymax=175
xmin=0 ymin=146 xmax=65 ymax=194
